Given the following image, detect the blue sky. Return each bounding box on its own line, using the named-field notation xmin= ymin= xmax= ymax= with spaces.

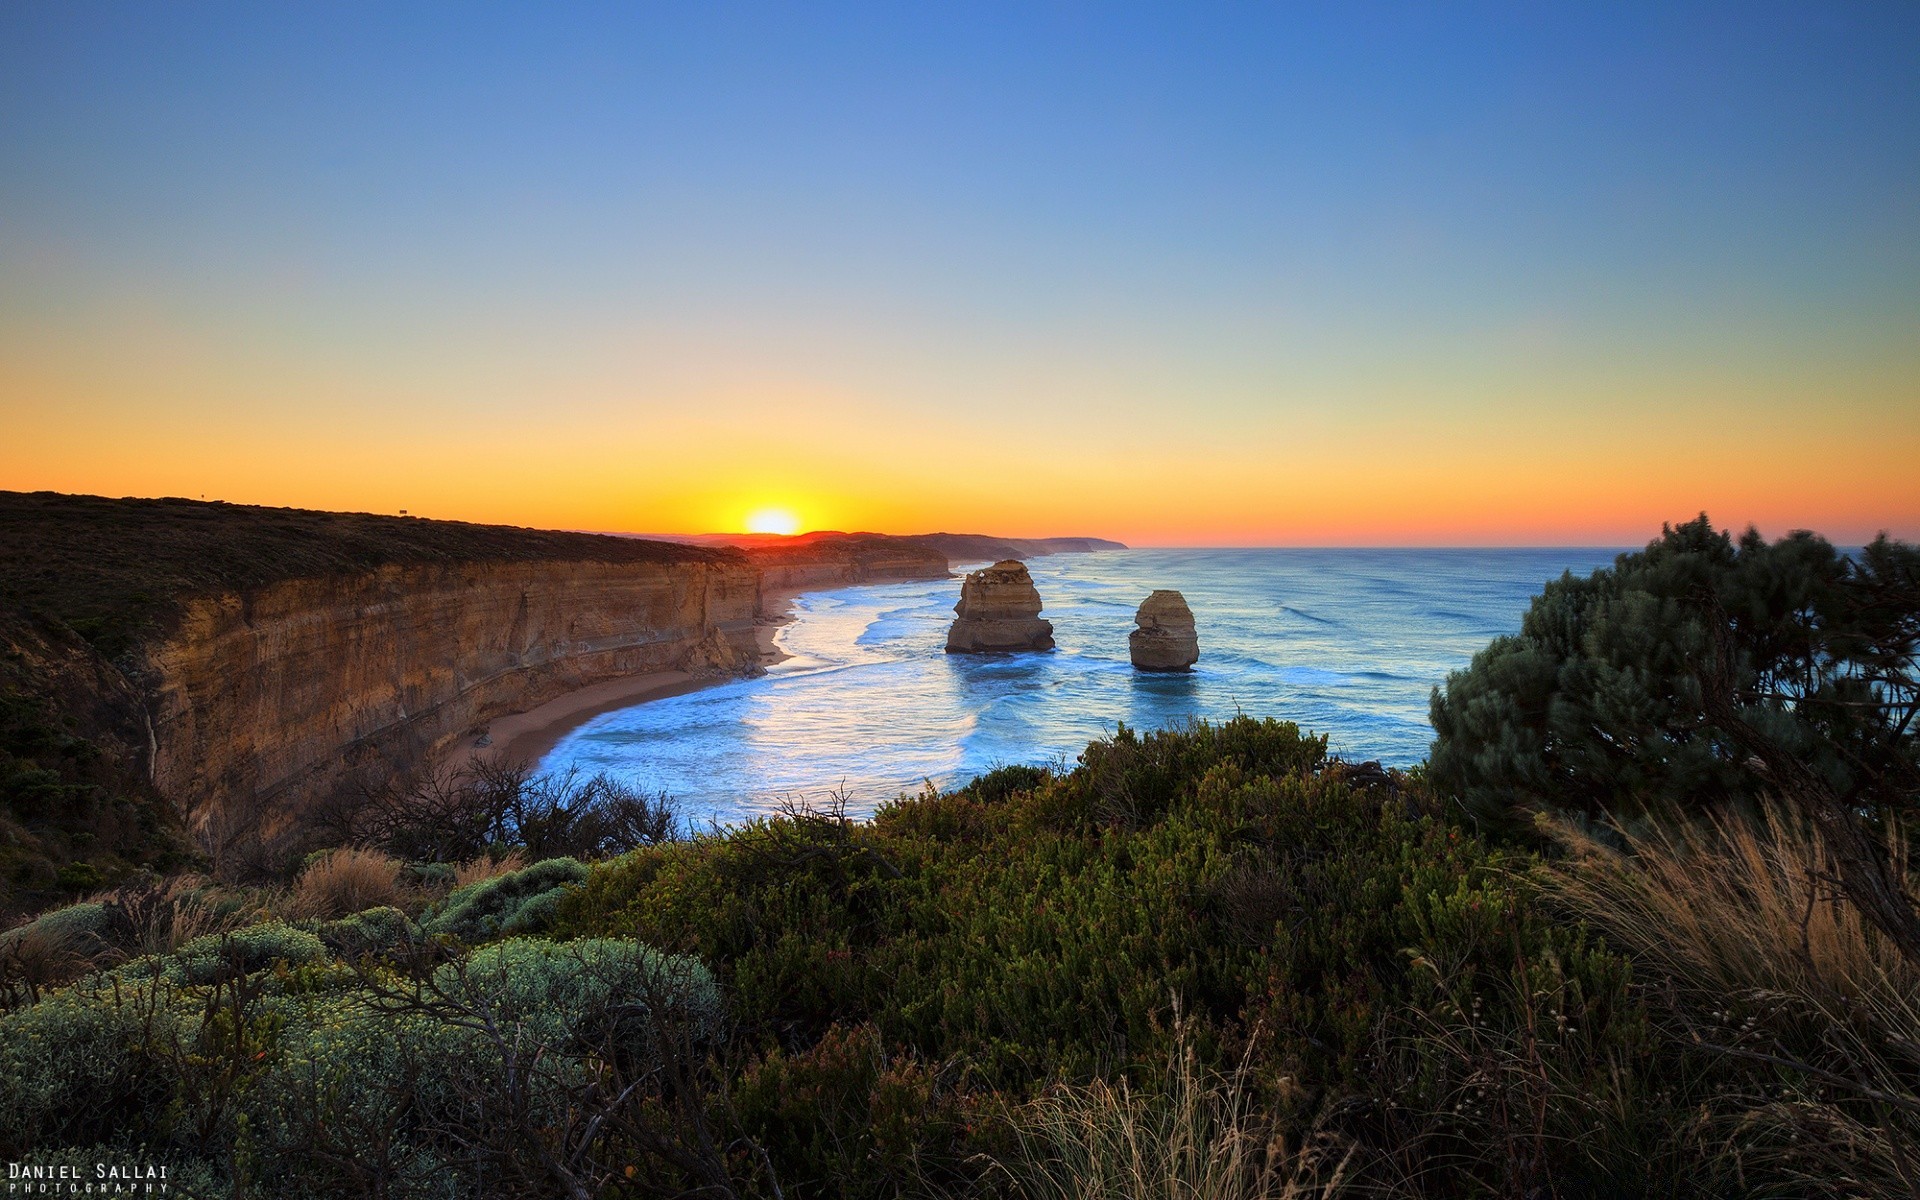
xmin=3 ymin=3 xmax=1916 ymax=542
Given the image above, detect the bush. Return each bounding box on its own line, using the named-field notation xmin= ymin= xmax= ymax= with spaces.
xmin=420 ymin=856 xmax=588 ymax=942
xmin=0 ymin=975 xmax=184 ymax=1155
xmin=128 ymin=920 xmax=328 ymax=985
xmin=0 ymin=927 xmax=719 ymax=1194
xmin=291 ymin=847 xmax=405 ymax=919
xmin=55 ymin=861 xmax=104 ymax=891
xmin=310 ymin=905 xmax=418 ymax=957
xmin=442 ymin=936 xmax=721 ymax=1051
xmin=1430 ymin=517 xmax=1920 ymax=832
xmin=961 ymin=762 xmax=1052 ymax=804
xmin=2 ymin=900 xmax=111 ymax=951
xmin=318 ymin=760 xmax=680 ymax=864
xmin=558 ymin=716 xmax=1653 ymax=1197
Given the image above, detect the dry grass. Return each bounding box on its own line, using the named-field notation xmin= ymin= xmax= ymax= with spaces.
xmin=290 ymin=847 xmax=406 ymax=919
xmin=107 ymin=873 xmax=252 ymax=957
xmin=453 ymin=850 xmax=529 ymax=891
xmin=0 ymin=923 xmax=93 ymax=1005
xmin=989 ymin=1025 xmax=1354 ymax=1200
xmin=1546 ymin=804 xmax=1920 ymax=1194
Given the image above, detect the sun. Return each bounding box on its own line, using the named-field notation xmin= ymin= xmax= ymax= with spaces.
xmin=744 ymin=507 xmax=801 ymax=536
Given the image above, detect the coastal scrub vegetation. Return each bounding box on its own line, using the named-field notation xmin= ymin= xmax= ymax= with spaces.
xmin=0 ymin=517 xmax=1914 ymax=1196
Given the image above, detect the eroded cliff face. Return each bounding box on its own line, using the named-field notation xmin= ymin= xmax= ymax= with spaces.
xmin=143 ymin=559 xmax=759 ymax=843
xmin=748 ymin=540 xmax=950 ymax=608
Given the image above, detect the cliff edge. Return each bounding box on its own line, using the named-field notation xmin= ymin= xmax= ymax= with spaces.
xmin=0 ymin=493 xmax=760 ymax=892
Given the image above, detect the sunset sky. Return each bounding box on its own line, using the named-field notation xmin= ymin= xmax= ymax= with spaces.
xmin=2 ymin=4 xmax=1916 ymax=545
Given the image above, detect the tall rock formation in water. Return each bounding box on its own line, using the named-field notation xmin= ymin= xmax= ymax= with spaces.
xmin=1130 ymin=590 xmax=1199 ymax=671
xmin=945 ymin=560 xmax=1055 ymax=653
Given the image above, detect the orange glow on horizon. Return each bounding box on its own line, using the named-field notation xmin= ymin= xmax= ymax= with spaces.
xmin=3 ymin=344 xmax=1915 ymax=548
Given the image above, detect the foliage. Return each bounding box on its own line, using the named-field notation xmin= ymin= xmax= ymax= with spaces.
xmin=125 ymin=920 xmax=330 ymax=986
xmin=557 ymin=716 xmax=1656 ymax=1197
xmin=1430 ymin=516 xmax=1920 ymax=831
xmin=310 ymin=904 xmax=419 ymax=957
xmin=291 ymin=846 xmax=406 ymax=919
xmin=2 ymin=899 xmax=111 ymax=950
xmin=0 ymin=920 xmax=720 ymax=1196
xmin=419 ymin=856 xmax=589 ymax=942
xmin=1546 ymin=806 xmax=1920 ymax=1195
xmin=317 ymin=761 xmax=680 ymax=864
xmin=7 ymin=709 xmax=1914 ymax=1195
xmin=988 ymin=1021 xmax=1355 ymax=1200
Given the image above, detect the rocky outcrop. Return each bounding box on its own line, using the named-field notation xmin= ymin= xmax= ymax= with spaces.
xmin=1130 ymin=590 xmax=1199 ymax=671
xmin=144 ymin=559 xmax=760 ymax=848
xmin=946 ymin=561 xmax=1055 ymax=653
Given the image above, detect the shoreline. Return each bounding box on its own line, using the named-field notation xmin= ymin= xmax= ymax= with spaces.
xmin=446 ymin=585 xmax=808 ymax=773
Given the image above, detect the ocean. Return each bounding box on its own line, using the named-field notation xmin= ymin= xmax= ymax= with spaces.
xmin=537 ymin=547 xmax=1625 ymax=826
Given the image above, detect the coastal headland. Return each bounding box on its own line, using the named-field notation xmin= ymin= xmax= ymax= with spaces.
xmin=0 ymin=490 xmax=1120 ymax=899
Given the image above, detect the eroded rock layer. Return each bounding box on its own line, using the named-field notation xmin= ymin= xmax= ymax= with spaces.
xmin=145 ymin=559 xmax=760 ymax=844
xmin=1130 ymin=590 xmax=1199 ymax=671
xmin=946 ymin=560 xmax=1055 ymax=653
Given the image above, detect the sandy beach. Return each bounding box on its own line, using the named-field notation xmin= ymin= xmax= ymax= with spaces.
xmin=446 ymin=586 xmax=806 ymax=772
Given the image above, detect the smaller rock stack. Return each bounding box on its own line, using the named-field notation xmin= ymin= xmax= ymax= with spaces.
xmin=1129 ymin=590 xmax=1199 ymax=671
xmin=945 ymin=560 xmax=1055 ymax=653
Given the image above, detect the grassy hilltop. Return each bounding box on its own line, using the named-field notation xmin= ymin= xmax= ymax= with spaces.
xmin=0 ymin=517 xmax=1913 ymax=1197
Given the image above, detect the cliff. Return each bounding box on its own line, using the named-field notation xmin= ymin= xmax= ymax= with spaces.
xmin=917 ymin=533 xmax=1127 ymax=560
xmin=741 ymin=533 xmax=951 ymax=603
xmin=0 ymin=492 xmax=1120 ymax=900
xmin=147 ymin=558 xmax=759 ymax=852
xmin=0 ymin=493 xmax=758 ymax=889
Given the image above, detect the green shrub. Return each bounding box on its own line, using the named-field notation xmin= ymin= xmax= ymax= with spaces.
xmin=557 ymin=716 xmax=1653 ymax=1197
xmin=442 ymin=935 xmax=721 ymax=1049
xmin=55 ymin=861 xmax=104 ymax=891
xmin=120 ymin=920 xmax=329 ymax=985
xmin=0 ymin=978 xmax=185 ymax=1154
xmin=730 ymin=1021 xmax=978 ymax=1196
xmin=420 ymin=856 xmax=587 ymax=942
xmin=309 ymin=904 xmax=418 ymax=956
xmin=960 ymin=762 xmax=1051 ymax=804
xmin=1 ymin=930 xmax=717 ymax=1194
xmin=0 ymin=900 xmax=111 ymax=952
xmin=403 ymin=860 xmax=457 ymax=891
xmin=242 ymin=936 xmax=718 ymax=1194
xmin=1430 ymin=517 xmax=1920 ymax=830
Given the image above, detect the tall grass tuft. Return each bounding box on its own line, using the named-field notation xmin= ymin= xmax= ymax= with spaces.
xmin=989 ymin=1024 xmax=1353 ymax=1200
xmin=452 ymin=848 xmax=528 ymax=891
xmin=290 ymin=847 xmax=405 ymax=919
xmin=1547 ymin=804 xmax=1920 ymax=1194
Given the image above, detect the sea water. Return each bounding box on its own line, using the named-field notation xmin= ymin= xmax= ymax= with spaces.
xmin=538 ymin=548 xmax=1624 ymax=826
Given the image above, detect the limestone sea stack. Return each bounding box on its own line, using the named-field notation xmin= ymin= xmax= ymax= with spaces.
xmin=1130 ymin=590 xmax=1199 ymax=671
xmin=945 ymin=560 xmax=1055 ymax=653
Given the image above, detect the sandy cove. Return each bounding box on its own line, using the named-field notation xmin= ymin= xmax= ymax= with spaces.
xmin=445 ymin=585 xmax=807 ymax=773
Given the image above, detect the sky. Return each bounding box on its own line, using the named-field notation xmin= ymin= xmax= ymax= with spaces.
xmin=1 ymin=3 xmax=1916 ymax=546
